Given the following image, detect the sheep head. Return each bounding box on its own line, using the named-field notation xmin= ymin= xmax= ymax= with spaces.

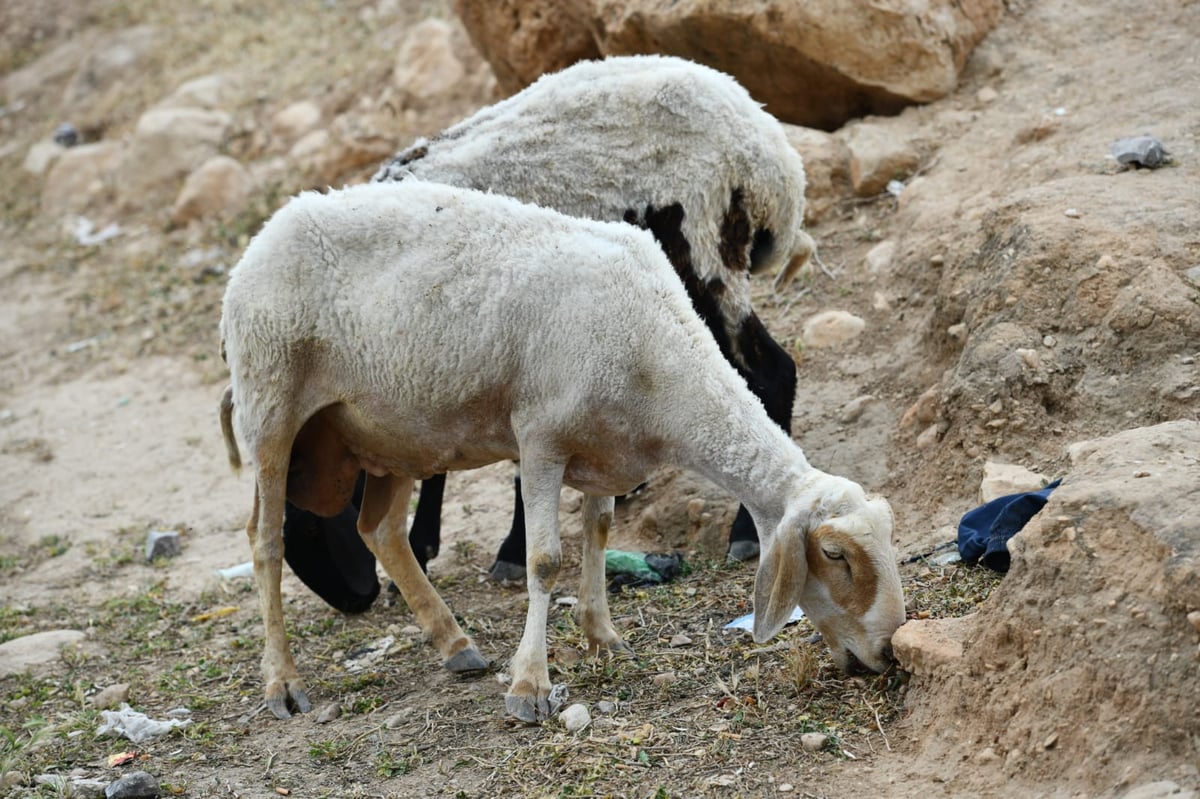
xmin=752 ymin=476 xmax=905 ymax=673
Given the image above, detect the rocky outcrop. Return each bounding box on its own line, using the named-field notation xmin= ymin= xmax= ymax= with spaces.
xmin=452 ymin=0 xmax=1004 ymax=129
xmin=896 ymin=421 xmax=1200 ymax=793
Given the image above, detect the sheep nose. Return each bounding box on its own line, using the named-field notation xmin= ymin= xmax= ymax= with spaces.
xmin=881 ymin=643 xmax=895 ymax=663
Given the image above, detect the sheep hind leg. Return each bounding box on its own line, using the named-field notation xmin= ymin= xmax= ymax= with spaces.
xmin=248 ymin=466 xmax=312 ymax=719
xmin=356 ymin=473 xmax=488 ymax=674
xmin=576 ymin=495 xmax=632 ymax=657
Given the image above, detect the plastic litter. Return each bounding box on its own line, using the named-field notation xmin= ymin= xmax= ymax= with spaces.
xmin=605 ymin=549 xmax=683 ymax=592
xmin=52 ymin=123 xmax=79 ymax=147
xmin=72 ymin=217 xmax=121 ymax=246
xmin=96 ymin=704 xmax=192 ymax=743
xmin=145 ymin=529 xmax=181 ymax=561
xmin=215 ymin=561 xmax=254 ymax=579
xmin=723 ymin=606 xmax=805 ymax=633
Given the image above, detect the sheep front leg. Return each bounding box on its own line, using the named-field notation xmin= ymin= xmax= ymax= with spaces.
xmin=248 ymin=471 xmax=312 ymax=719
xmin=577 ymin=495 xmax=630 ymax=655
xmin=505 ymin=458 xmax=565 ymax=723
xmin=356 ymin=474 xmax=488 ymax=673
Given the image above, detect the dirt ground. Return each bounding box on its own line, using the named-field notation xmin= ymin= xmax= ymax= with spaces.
xmin=1 ymin=1 xmax=1197 ymax=797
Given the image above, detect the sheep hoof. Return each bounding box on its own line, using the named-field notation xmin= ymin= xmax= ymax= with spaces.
xmin=726 ymin=540 xmax=760 ymax=563
xmin=489 ymin=560 xmax=526 ymax=584
xmin=265 ymin=681 xmax=312 ymax=719
xmin=504 ymin=692 xmax=554 ymax=724
xmin=444 ymin=647 xmax=490 ymax=673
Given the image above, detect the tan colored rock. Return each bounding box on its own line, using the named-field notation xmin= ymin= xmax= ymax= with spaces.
xmin=453 ymin=0 xmax=598 ymax=95
xmin=843 ymin=121 xmax=921 ymax=196
xmin=272 ymin=100 xmax=323 ymax=145
xmin=892 ymin=615 xmax=972 ymax=676
xmin=781 ymin=125 xmax=849 ymax=224
xmin=392 ymin=19 xmax=468 ymax=107
xmin=2 ymin=37 xmax=92 ymax=102
xmin=802 ymin=310 xmax=865 ymax=348
xmin=116 ymin=107 xmax=231 ymax=212
xmin=289 ymin=115 xmax=395 ymax=185
xmin=0 ymin=630 xmax=87 ymax=678
xmin=156 ymin=72 xmax=241 ymax=110
xmin=900 ymin=385 xmax=940 ymax=429
xmin=980 ymin=461 xmax=1049 ymax=502
xmin=23 ymin=141 xmax=66 ymax=176
xmin=171 ymin=155 xmax=256 ymax=226
xmin=40 ymin=141 xmax=123 ymax=216
xmin=865 ymin=240 xmax=897 ymax=274
xmin=454 ymin=0 xmax=1002 ymax=129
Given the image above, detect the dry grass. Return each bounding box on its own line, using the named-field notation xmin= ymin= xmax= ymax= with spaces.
xmin=0 ymin=552 xmax=1001 ymax=798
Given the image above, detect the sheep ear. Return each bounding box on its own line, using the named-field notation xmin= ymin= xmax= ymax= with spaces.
xmin=752 ymin=524 xmax=807 ymax=643
xmin=357 ymin=474 xmax=396 ymax=534
xmin=773 ymin=232 xmax=815 ymax=292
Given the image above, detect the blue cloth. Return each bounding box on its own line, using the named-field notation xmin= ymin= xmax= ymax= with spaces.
xmin=957 ymin=479 xmax=1061 ymax=572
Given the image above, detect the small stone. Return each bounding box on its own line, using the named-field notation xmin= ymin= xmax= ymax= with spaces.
xmin=1186 ymin=611 xmax=1200 ymax=633
xmin=976 ymin=87 xmax=998 ymax=104
xmin=1043 ymin=335 xmax=1057 ymax=348
xmin=145 ymin=530 xmax=181 ymax=561
xmin=1064 ymin=208 xmax=1081 ymax=219
xmin=901 ymin=385 xmax=940 ymax=428
xmin=104 ymin=770 xmax=159 ymax=799
xmin=23 ymin=141 xmax=65 ymax=175
xmin=980 ymin=461 xmax=1049 ymax=503
xmin=271 ymin=100 xmax=323 ymax=144
xmin=400 ymin=625 xmax=421 ymax=636
xmin=315 ymin=702 xmax=340 ymax=724
xmin=1185 ymin=266 xmax=1200 ymax=288
xmin=559 ymin=703 xmax=591 ymax=733
xmin=800 ymin=732 xmax=828 ymax=752
xmin=53 ymin=123 xmax=80 ymax=147
xmin=801 ymin=310 xmax=866 ymax=348
xmin=1042 ymin=732 xmax=1059 ymax=750
xmin=839 ymin=395 xmax=875 ymax=424
xmin=554 ymin=596 xmax=578 ymax=607
xmin=975 ymin=746 xmax=1000 ymax=764
xmin=651 ymin=671 xmax=677 ymax=687
xmin=71 ymin=778 xmax=109 ymax=799
xmin=929 ymin=254 xmax=945 ymax=266
xmin=668 ymin=634 xmax=692 ymax=647
xmin=916 ymin=425 xmax=940 ymax=449
xmin=948 ymin=323 xmax=967 ymax=342
xmin=384 ymin=713 xmax=406 ymax=729
xmin=1016 ymin=348 xmax=1041 ymax=369
xmin=91 ymin=683 xmax=131 ymax=710
xmin=1110 ymin=135 xmax=1169 ymax=169
xmin=872 ymin=291 xmax=892 ymax=312
xmin=865 ymin=240 xmax=896 ymax=274
xmin=596 ymin=700 xmax=617 ymax=715
xmin=553 ymin=647 xmax=583 ymax=667
xmin=779 ymin=784 xmax=795 ymax=793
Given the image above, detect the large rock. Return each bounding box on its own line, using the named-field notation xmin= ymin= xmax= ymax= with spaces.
xmin=60 ymin=26 xmax=162 ymax=109
xmin=453 ymin=0 xmax=1004 ymax=129
xmin=115 ymin=107 xmax=230 ymax=212
xmin=0 ymin=630 xmax=87 ymax=678
xmin=40 ymin=141 xmax=123 ymax=216
xmin=898 ymin=421 xmax=1200 ymax=794
xmin=452 ymin=0 xmax=599 ymax=95
xmin=171 ymin=155 xmax=256 ymax=226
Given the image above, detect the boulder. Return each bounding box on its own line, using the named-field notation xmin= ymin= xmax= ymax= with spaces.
xmin=271 ymin=100 xmax=323 ymax=146
xmin=40 ymin=141 xmax=123 ymax=216
xmin=452 ymin=0 xmax=599 ymax=95
xmin=392 ymin=18 xmax=468 ymax=108
xmin=171 ymin=155 xmax=256 ymax=226
xmin=900 ymin=421 xmax=1200 ymax=792
xmin=979 ymin=460 xmax=1049 ymax=502
xmin=453 ymin=0 xmax=1004 ymax=129
xmin=115 ymin=107 xmax=230 ymax=212
xmin=842 ymin=120 xmax=921 ymax=196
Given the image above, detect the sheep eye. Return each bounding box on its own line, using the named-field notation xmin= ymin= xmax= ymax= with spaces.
xmin=822 ymin=548 xmax=844 ymax=561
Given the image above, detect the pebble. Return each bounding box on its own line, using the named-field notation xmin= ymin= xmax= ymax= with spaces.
xmin=559 ymin=703 xmax=591 ymax=733
xmin=800 ymin=732 xmax=828 ymax=752
xmin=801 ymin=310 xmax=865 ymax=348
xmin=105 ymin=771 xmax=160 ymax=799
xmin=668 ymin=634 xmax=692 ymax=647
xmin=91 ymin=683 xmax=131 ymax=710
xmin=1064 ymin=208 xmax=1081 ymax=219
xmin=976 ymin=87 xmax=998 ymax=103
xmin=839 ymin=395 xmax=875 ymax=424
xmin=315 ymin=702 xmax=341 ymax=724
xmin=596 ymin=700 xmax=617 ymax=715
xmin=1 ymin=771 xmax=24 ymax=788
xmin=1187 ymin=611 xmax=1200 ymax=633
xmin=651 ymin=671 xmax=677 ymax=687
xmin=1110 ymin=135 xmax=1169 ymax=169
xmin=384 ymin=712 xmax=407 ymax=729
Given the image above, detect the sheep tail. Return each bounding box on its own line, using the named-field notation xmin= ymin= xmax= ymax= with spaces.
xmin=219 ymin=384 xmax=242 ymax=475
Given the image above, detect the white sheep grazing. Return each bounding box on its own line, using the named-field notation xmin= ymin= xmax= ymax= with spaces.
xmin=219 ymin=179 xmax=904 ymax=723
xmin=370 ymin=54 xmax=815 ymax=578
